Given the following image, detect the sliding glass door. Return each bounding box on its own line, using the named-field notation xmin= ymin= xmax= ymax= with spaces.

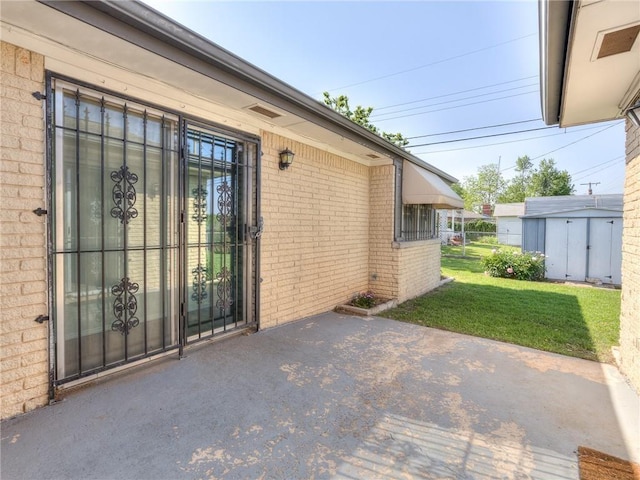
xmin=52 ymin=80 xmax=180 ymax=380
xmin=50 ymin=79 xmax=259 ymax=383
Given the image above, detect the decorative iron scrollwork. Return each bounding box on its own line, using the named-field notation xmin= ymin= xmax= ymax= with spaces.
xmin=216 ymin=181 xmax=232 ymax=225
xmin=191 ymin=265 xmax=208 ymax=303
xmin=216 ymin=267 xmax=233 ymax=310
xmin=111 ymin=277 xmax=140 ymax=335
xmin=191 ymin=186 xmax=208 ymax=224
xmin=110 ymin=165 xmax=139 ymax=224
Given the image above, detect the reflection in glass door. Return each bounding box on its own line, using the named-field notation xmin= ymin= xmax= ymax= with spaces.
xmin=51 ymin=80 xmax=180 ymax=382
xmin=184 ymin=126 xmax=254 ymax=340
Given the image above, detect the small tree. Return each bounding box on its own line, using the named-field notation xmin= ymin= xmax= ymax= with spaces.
xmin=498 ymin=155 xmax=533 ymax=203
xmin=323 ymin=92 xmax=409 ymax=148
xmin=461 ymin=163 xmax=507 ymax=212
xmin=530 ymin=158 xmax=574 ymax=196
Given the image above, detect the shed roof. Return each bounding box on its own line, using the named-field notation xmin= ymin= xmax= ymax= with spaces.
xmin=523 ymin=194 xmax=623 ymax=217
xmin=493 ymin=203 xmax=525 ymax=217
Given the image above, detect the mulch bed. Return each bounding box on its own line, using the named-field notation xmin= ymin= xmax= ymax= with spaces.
xmin=578 ymin=446 xmax=640 ymax=480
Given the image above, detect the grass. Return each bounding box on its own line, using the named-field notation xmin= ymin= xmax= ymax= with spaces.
xmin=441 ymin=242 xmax=519 ymax=258
xmin=382 ymin=247 xmax=621 ymax=363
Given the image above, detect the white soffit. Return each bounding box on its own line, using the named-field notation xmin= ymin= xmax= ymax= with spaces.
xmin=402 ymin=161 xmax=464 ymax=209
xmin=561 ymin=0 xmax=640 ymax=126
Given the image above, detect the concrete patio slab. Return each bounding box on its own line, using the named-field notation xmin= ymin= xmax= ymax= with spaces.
xmin=1 ymin=312 xmax=638 ymax=479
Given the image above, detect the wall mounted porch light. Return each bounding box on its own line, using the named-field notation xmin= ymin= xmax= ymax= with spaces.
xmin=626 ymin=100 xmax=640 ymax=128
xmin=279 ymin=148 xmax=295 ymax=170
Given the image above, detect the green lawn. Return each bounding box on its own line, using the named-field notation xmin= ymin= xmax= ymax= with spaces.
xmin=441 ymin=241 xmax=517 ymax=258
xmin=382 ymin=251 xmax=621 ymax=363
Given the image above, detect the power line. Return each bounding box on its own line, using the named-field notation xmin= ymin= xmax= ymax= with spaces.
xmin=375 ymin=75 xmax=538 ymax=110
xmin=324 ymin=33 xmax=537 ymax=92
xmin=407 ymin=119 xmax=541 ymax=140
xmin=408 ymin=126 xmax=557 ymax=148
xmin=573 ymin=159 xmax=624 ymax=183
xmin=375 ymin=90 xmax=539 ymax=122
xmin=411 ymin=124 xmax=605 ymax=155
xmin=595 ymin=177 xmax=624 ymax=193
xmin=530 ymin=123 xmax=621 ymax=160
xmin=570 ymin=155 xmax=624 ymax=178
xmin=371 ymin=83 xmax=538 ymax=119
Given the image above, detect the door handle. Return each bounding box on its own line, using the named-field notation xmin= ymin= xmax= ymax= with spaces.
xmin=249 ymin=217 xmax=264 ymax=239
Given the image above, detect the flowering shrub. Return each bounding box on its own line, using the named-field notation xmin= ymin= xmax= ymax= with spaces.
xmin=350 ymin=291 xmax=377 ymax=309
xmin=482 ymin=249 xmax=546 ymax=281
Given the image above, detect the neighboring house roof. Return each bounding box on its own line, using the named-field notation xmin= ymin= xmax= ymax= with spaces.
xmin=460 ymin=210 xmax=490 ymax=221
xmin=493 ymin=203 xmax=525 ymax=217
xmin=437 ymin=209 xmax=492 ymax=221
xmin=539 ymin=0 xmax=640 ymax=127
xmin=15 ymin=0 xmax=459 ymax=185
xmin=522 ymin=194 xmax=623 ymax=218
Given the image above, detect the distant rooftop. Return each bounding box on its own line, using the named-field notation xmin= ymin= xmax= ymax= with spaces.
xmin=493 ymin=203 xmax=525 ymax=217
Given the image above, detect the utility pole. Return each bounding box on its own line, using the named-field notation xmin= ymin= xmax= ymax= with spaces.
xmin=580 ymin=182 xmax=600 ymax=195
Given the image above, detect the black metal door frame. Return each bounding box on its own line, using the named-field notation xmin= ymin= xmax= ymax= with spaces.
xmin=46 ymin=74 xmax=260 ymax=389
xmin=178 ymin=120 xmax=260 ymax=351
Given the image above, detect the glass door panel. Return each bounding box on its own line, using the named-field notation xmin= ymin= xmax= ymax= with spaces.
xmin=52 ymin=81 xmax=180 ymax=382
xmin=185 ymin=127 xmax=248 ymax=340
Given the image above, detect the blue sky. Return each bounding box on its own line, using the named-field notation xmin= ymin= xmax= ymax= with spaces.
xmin=143 ymin=0 xmax=626 ymax=194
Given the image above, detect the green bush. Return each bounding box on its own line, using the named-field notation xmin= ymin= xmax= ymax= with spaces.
xmin=482 ymin=249 xmax=546 ymax=281
xmin=455 ymin=220 xmax=496 ymax=233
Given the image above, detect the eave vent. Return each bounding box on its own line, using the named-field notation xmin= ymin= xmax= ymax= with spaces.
xmin=247 ymin=104 xmax=282 ymax=119
xmin=597 ymin=25 xmax=640 ymax=59
xmin=366 ymin=153 xmax=381 ymax=159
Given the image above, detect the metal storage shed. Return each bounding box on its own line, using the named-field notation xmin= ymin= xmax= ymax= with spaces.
xmin=521 ymin=195 xmax=623 ymax=284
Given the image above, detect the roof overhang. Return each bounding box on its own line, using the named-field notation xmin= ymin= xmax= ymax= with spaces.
xmin=539 ymin=0 xmax=640 ymax=127
xmin=1 ymin=0 xmax=458 ymax=183
xmin=402 ymin=161 xmax=464 ymax=209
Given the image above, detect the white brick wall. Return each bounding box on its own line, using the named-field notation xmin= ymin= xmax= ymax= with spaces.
xmin=259 ymin=132 xmax=371 ymax=327
xmin=368 ymin=165 xmax=399 ymax=299
xmin=620 ymin=118 xmax=640 ymax=394
xmin=397 ymin=240 xmax=441 ymax=302
xmin=0 ymin=42 xmax=49 ymax=419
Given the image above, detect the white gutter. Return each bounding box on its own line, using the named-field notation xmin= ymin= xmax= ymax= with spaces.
xmin=538 ymin=0 xmax=574 ymax=126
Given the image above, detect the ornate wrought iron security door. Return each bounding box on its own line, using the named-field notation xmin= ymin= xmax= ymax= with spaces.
xmin=184 ymin=126 xmax=256 ymax=340
xmin=49 ymin=80 xmax=259 ymax=383
xmin=51 ymin=80 xmax=180 ymax=382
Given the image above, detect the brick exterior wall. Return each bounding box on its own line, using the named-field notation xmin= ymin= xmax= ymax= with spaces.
xmin=367 ymin=165 xmax=443 ymax=303
xmin=621 ymin=118 xmax=640 ymax=394
xmin=0 ymin=42 xmax=446 ymax=419
xmin=368 ymin=165 xmax=399 ymax=300
xmin=396 ymin=240 xmax=441 ymax=303
xmin=259 ymin=132 xmax=371 ymax=327
xmin=0 ymin=42 xmax=49 ymax=419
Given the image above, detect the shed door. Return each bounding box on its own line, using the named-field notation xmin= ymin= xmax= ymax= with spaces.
xmin=545 ymin=218 xmax=587 ymax=281
xmin=588 ymin=218 xmax=622 ymax=284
